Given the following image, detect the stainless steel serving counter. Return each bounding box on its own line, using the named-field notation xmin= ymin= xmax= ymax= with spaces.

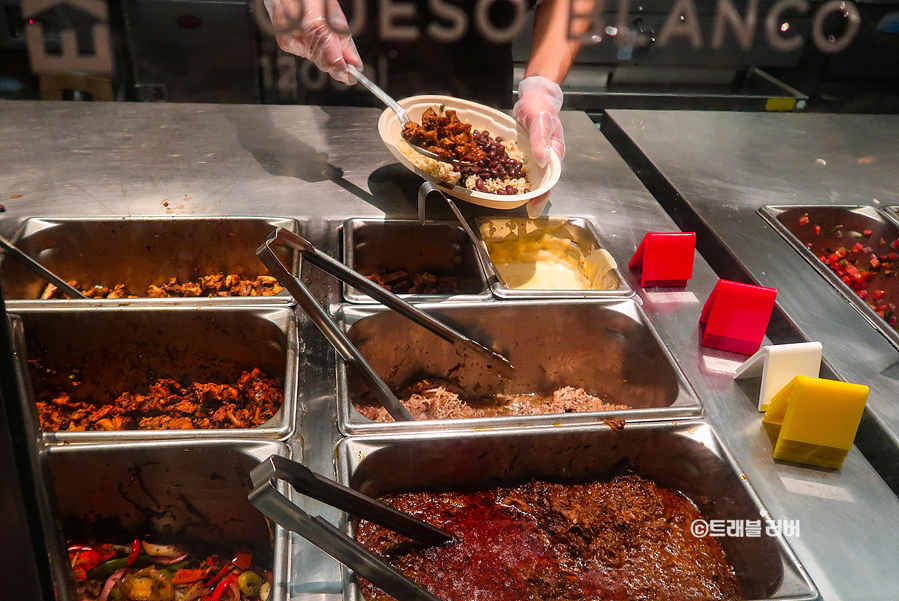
xmin=2 ymin=101 xmax=898 ymax=601
xmin=603 ymin=109 xmax=899 ymax=598
xmin=603 ymin=110 xmax=899 ymax=481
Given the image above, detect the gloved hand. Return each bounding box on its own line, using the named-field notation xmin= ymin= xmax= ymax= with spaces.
xmin=265 ymin=0 xmax=362 ymax=85
xmin=513 ymin=75 xmax=564 ymax=218
xmin=512 ymin=75 xmax=565 ymax=168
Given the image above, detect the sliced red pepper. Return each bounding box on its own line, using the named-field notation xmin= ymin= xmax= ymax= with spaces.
xmin=863 ymin=229 xmax=872 ymax=236
xmin=889 ymin=252 xmax=898 ymax=261
xmin=206 ymin=563 xmax=233 ymax=589
xmin=232 ymin=551 xmax=252 ymax=571
xmin=173 ymin=568 xmax=208 ymax=584
xmin=851 ymin=242 xmax=865 ymax=253
xmin=798 ymin=214 xmax=809 ymax=225
xmin=210 ymin=572 xmax=239 ymax=601
xmin=874 ymin=290 xmax=886 ymax=300
xmin=871 ymin=255 xmax=881 ymax=268
xmin=70 ymin=547 xmax=116 ymax=573
xmin=859 ymin=290 xmax=868 ymax=299
xmin=127 ymin=538 xmax=141 ymax=566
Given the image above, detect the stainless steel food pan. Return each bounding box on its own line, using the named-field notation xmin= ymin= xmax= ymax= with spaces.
xmin=473 ymin=216 xmax=633 ymax=299
xmin=0 ymin=216 xmax=300 ymax=306
xmin=336 ymin=421 xmax=819 ymax=601
xmin=759 ymin=205 xmax=899 ymax=352
xmin=336 ymin=299 xmax=702 ymax=435
xmin=46 ymin=440 xmax=292 ymax=601
xmin=14 ymin=306 xmax=298 ymax=442
xmin=342 ymin=219 xmax=491 ymax=303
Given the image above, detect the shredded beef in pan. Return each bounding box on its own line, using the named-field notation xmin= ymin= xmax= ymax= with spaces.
xmin=355 ymin=379 xmax=630 ymax=421
xmin=355 ymin=475 xmax=745 ymax=601
xmin=32 ymin=363 xmax=282 ymax=431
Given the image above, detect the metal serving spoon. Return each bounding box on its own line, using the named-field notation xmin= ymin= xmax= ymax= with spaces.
xmin=347 ymin=65 xmax=474 ymax=166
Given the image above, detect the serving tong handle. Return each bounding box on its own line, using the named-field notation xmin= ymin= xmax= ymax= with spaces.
xmin=257 ymin=229 xmax=412 ymax=421
xmin=256 ymin=455 xmax=452 ymax=546
xmin=249 ymin=456 xmax=445 ymax=601
xmin=0 ymin=234 xmax=86 ymax=299
xmin=290 ymin=230 xmax=514 ymax=376
xmin=258 ymin=228 xmax=515 ymax=412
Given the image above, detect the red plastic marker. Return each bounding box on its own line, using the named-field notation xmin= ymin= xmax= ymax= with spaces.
xmin=629 ymin=232 xmax=696 ymax=287
xmin=699 ymin=280 xmax=777 ymax=355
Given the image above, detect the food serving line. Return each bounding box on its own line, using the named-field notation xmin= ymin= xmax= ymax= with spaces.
xmin=1 ymin=101 xmax=897 ymax=600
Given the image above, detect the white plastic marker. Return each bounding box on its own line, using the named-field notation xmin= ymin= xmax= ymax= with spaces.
xmin=733 ymin=342 xmax=823 ymax=412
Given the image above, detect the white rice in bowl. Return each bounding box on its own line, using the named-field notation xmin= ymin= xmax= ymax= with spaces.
xmin=398 ymin=138 xmax=531 ymax=194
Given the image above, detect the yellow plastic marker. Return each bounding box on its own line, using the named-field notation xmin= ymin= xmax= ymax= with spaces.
xmin=763 ymin=375 xmax=868 ymax=470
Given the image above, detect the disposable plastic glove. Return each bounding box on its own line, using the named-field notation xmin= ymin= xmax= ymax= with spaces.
xmin=265 ymin=0 xmax=362 ymax=85
xmin=513 ymin=76 xmax=564 ymax=218
xmin=513 ymin=75 xmax=565 ymax=169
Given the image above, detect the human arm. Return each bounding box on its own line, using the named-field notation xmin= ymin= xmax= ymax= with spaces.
xmin=514 ymin=0 xmax=582 ymax=166
xmin=514 ymin=0 xmax=582 ymax=215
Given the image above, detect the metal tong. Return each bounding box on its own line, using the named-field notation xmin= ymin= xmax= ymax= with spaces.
xmin=249 ymin=455 xmax=448 ymax=601
xmin=0 ymin=234 xmax=86 ymax=299
xmin=257 ymin=227 xmax=515 ymax=421
xmin=417 ymin=182 xmax=509 ymax=288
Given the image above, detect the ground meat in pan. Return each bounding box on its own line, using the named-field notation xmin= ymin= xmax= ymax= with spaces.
xmin=355 ymin=379 xmax=629 ymax=421
xmin=355 ymin=475 xmax=745 ymax=601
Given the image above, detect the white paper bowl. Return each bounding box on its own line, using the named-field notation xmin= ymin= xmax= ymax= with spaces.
xmin=377 ymin=95 xmax=561 ymax=210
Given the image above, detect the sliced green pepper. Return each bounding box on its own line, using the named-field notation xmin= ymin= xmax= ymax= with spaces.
xmin=87 ymin=554 xmax=152 ymax=580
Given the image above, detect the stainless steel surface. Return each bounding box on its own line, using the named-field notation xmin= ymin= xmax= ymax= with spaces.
xmin=336 ymin=421 xmax=818 ymax=601
xmin=759 ymin=205 xmax=899 ymax=354
xmin=0 ymin=234 xmax=86 ymax=298
xmin=337 ymin=299 xmax=702 ymax=435
xmin=46 ymin=440 xmax=291 ymax=601
xmin=3 ymin=102 xmax=899 ymax=600
xmin=269 ymin=228 xmax=515 ymax=381
xmin=604 ymin=110 xmax=899 ymax=599
xmin=14 ymin=306 xmax=298 ymax=442
xmin=258 ymin=228 xmax=413 ymax=422
xmin=342 ymin=218 xmax=491 ymax=303
xmin=6 ymin=313 xmax=71 ymax=600
xmin=473 ymin=216 xmax=632 ymax=299
xmin=0 ymin=216 xmax=298 ymax=306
